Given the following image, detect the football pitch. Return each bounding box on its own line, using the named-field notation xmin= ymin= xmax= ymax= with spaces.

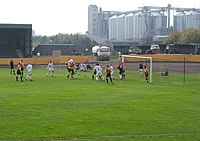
xmin=0 ymin=67 xmax=200 ymax=141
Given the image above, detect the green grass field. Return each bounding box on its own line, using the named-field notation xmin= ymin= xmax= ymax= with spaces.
xmin=0 ymin=67 xmax=200 ymax=141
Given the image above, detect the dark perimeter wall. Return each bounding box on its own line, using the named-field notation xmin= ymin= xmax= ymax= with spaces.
xmin=34 ymin=44 xmax=76 ymax=56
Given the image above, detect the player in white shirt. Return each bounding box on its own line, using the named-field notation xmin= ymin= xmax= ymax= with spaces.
xmin=79 ymin=62 xmax=87 ymax=77
xmin=26 ymin=62 xmax=33 ymax=81
xmin=93 ymin=63 xmax=104 ymax=81
xmin=46 ymin=61 xmax=54 ymax=77
xmin=110 ymin=64 xmax=114 ymax=79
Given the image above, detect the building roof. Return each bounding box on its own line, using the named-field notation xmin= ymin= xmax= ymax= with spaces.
xmin=0 ymin=24 xmax=32 ymax=29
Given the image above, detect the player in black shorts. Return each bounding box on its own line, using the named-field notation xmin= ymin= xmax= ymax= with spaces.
xmin=105 ymin=65 xmax=113 ymax=84
xmin=9 ymin=59 xmax=15 ymax=75
xmin=16 ymin=63 xmax=23 ymax=81
xmin=144 ymin=66 xmax=149 ymax=83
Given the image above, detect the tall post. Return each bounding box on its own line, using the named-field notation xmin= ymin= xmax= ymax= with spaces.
xmin=183 ymin=58 xmax=186 ymax=84
xmin=121 ymin=54 xmax=124 ymax=63
xmin=167 ymin=4 xmax=171 ymax=35
xmin=150 ymin=57 xmax=152 ymax=83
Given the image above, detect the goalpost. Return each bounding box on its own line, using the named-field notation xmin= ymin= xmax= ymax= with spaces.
xmin=122 ymin=55 xmax=153 ymax=83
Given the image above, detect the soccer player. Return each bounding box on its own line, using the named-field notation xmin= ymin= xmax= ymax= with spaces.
xmin=105 ymin=65 xmax=113 ymax=84
xmin=20 ymin=60 xmax=25 ymax=77
xmin=9 ymin=58 xmax=15 ymax=75
xmin=93 ymin=63 xmax=103 ymax=81
xmin=46 ymin=61 xmax=54 ymax=77
xmin=91 ymin=65 xmax=96 ymax=80
xmin=26 ymin=62 xmax=33 ymax=81
xmin=144 ymin=66 xmax=149 ymax=83
xmin=110 ymin=64 xmax=114 ymax=79
xmin=67 ymin=58 xmax=75 ymax=78
xmin=117 ymin=62 xmax=125 ymax=80
xmin=139 ymin=62 xmax=143 ymax=75
xmin=16 ymin=62 xmax=23 ymax=81
xmin=86 ymin=64 xmax=92 ymax=70
xmin=79 ymin=62 xmax=87 ymax=77
xmin=160 ymin=69 xmax=169 ymax=76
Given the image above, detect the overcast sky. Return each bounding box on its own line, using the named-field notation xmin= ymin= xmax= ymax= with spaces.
xmin=0 ymin=0 xmax=199 ymax=36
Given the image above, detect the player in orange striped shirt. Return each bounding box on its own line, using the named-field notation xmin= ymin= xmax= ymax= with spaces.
xmin=105 ymin=65 xmax=113 ymax=84
xmin=144 ymin=66 xmax=149 ymax=83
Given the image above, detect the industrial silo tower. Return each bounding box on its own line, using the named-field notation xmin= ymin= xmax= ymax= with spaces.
xmin=88 ymin=5 xmax=98 ymax=36
xmin=109 ymin=15 xmax=118 ymax=40
xmin=124 ymin=13 xmax=134 ymax=40
xmin=151 ymin=12 xmax=167 ymax=35
xmin=174 ymin=11 xmax=186 ymax=32
xmin=132 ymin=11 xmax=151 ymax=39
xmin=185 ymin=10 xmax=200 ymax=30
xmin=116 ymin=14 xmax=125 ymax=40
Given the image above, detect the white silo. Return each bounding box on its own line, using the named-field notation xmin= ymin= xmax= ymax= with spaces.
xmin=124 ymin=13 xmax=134 ymax=39
xmin=116 ymin=14 xmax=125 ymax=40
xmin=88 ymin=5 xmax=98 ymax=36
xmin=174 ymin=11 xmax=185 ymax=32
xmin=152 ymin=12 xmax=167 ymax=35
xmin=185 ymin=11 xmax=200 ymax=29
xmin=132 ymin=11 xmax=147 ymax=39
xmin=109 ymin=15 xmax=118 ymax=40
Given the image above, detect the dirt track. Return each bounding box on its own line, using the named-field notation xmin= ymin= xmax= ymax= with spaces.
xmin=1 ymin=59 xmax=199 ymax=74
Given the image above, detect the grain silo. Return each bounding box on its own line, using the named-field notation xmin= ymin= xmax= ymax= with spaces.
xmin=151 ymin=12 xmax=167 ymax=35
xmin=185 ymin=11 xmax=200 ymax=29
xmin=124 ymin=13 xmax=134 ymax=39
xmin=109 ymin=15 xmax=118 ymax=40
xmin=116 ymin=14 xmax=125 ymax=40
xmin=132 ymin=11 xmax=148 ymax=39
xmin=174 ymin=11 xmax=185 ymax=32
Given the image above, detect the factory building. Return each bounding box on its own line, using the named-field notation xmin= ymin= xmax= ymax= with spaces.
xmin=88 ymin=4 xmax=200 ymax=44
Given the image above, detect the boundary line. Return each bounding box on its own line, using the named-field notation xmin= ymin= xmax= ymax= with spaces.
xmin=10 ymin=133 xmax=200 ymax=141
